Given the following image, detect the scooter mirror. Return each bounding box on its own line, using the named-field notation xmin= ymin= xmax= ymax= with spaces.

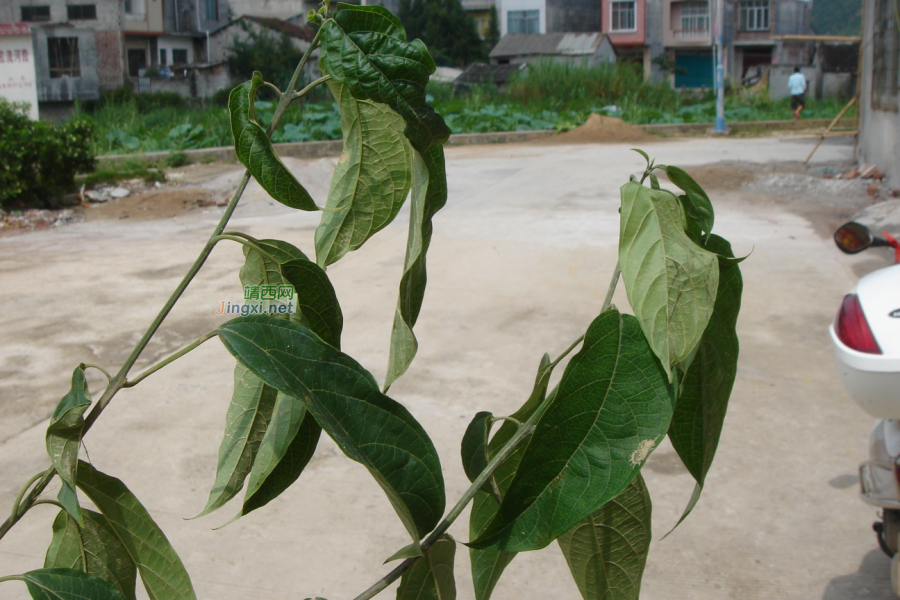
xmin=835 ymin=222 xmax=874 ymax=254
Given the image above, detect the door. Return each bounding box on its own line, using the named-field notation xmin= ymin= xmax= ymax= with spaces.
xmin=674 ymin=52 xmax=713 ymax=88
xmin=127 ymin=48 xmax=147 ymax=77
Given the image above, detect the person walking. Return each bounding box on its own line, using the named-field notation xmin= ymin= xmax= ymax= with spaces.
xmin=788 ymin=67 xmax=807 ymax=121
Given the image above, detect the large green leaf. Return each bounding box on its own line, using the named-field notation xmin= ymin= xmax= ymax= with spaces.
xmin=396 ymin=535 xmax=456 ymax=600
xmin=618 ymin=181 xmax=719 ymax=381
xmin=75 ymin=462 xmax=196 ymax=600
xmin=557 ymin=474 xmax=652 ymax=600
xmin=195 ymin=363 xmax=278 ymax=518
xmin=45 ymin=509 xmax=137 ymax=600
xmin=469 ymin=309 xmax=674 ymax=552
xmin=239 ymin=238 xmax=308 ymax=325
xmin=218 ymin=315 xmax=445 ymax=540
xmin=241 ymin=393 xmax=321 ymax=516
xmin=20 ymin=568 xmax=126 ymax=600
xmin=230 ymin=72 xmax=317 ymax=211
xmin=468 ymin=355 xmax=556 ymax=600
xmin=385 ymin=146 xmax=448 ymax=388
xmin=315 ymin=78 xmax=414 ymax=267
xmin=319 ymin=4 xmax=450 ymax=154
xmin=664 ymin=166 xmax=714 ymax=239
xmin=46 ymin=366 xmax=92 ymax=526
xmin=668 ymin=234 xmax=743 ymax=523
xmin=461 ymin=412 xmax=493 ymax=488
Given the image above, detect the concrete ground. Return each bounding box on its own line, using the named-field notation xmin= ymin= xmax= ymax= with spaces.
xmin=0 ymin=135 xmax=895 ymax=600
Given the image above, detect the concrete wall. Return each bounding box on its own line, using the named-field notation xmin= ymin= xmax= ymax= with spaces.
xmin=859 ymin=0 xmax=900 ymax=186
xmin=821 ymin=72 xmax=855 ymax=98
xmin=769 ymin=64 xmax=815 ymax=99
xmin=142 ymin=65 xmax=233 ymax=96
xmin=0 ymin=32 xmax=39 ymax=119
xmin=31 ymin=26 xmax=101 ymax=100
xmin=162 ymin=0 xmax=230 ymax=33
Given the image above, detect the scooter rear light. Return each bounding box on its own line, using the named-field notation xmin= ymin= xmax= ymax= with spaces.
xmin=836 ymin=294 xmax=883 ymax=354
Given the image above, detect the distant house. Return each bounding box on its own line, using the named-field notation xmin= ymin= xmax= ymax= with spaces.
xmin=498 ymin=0 xmax=602 ymax=36
xmin=858 ymin=0 xmax=900 ymax=185
xmin=207 ymin=14 xmax=320 ymax=79
xmin=489 ymin=32 xmax=617 ymax=66
xmin=455 ymin=62 xmax=526 ymax=89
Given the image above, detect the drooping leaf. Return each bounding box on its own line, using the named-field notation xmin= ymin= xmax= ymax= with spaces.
xmin=385 ymin=541 xmax=424 ymax=563
xmin=239 ymin=238 xmax=308 ymax=324
xmin=20 ymin=568 xmax=126 ymax=600
xmin=315 ymin=78 xmax=414 ymax=267
xmin=468 ymin=355 xmax=556 ymax=600
xmin=618 ymin=181 xmax=719 ymax=381
xmin=648 ymin=172 xmax=660 ymax=190
xmin=194 ymin=363 xmax=278 ymax=518
xmin=385 ymin=146 xmax=448 ymax=388
xmin=218 ymin=315 xmax=445 ymax=540
xmin=230 ymin=72 xmax=317 ymax=211
xmin=667 ymin=234 xmax=743 ymax=525
xmin=557 ymin=474 xmax=652 ymax=600
xmin=75 ymin=461 xmax=196 ymax=600
xmin=45 ymin=509 xmax=137 ymax=600
xmin=46 ymin=366 xmax=92 ymax=526
xmin=664 ymin=166 xmax=714 ymax=238
xmin=240 ymin=393 xmax=321 ymax=516
xmin=469 ymin=309 xmax=674 ymax=552
xmin=280 ymin=259 xmax=344 ymax=349
xmin=319 ymin=4 xmax=450 ymax=154
xmin=396 ymin=535 xmax=456 ymax=600
xmin=461 ymin=412 xmax=494 ymax=487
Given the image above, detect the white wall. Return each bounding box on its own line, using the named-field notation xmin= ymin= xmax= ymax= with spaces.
xmin=0 ymin=33 xmax=39 ymax=120
xmin=500 ymin=0 xmax=546 ymax=36
xmin=158 ymin=36 xmax=194 ymax=65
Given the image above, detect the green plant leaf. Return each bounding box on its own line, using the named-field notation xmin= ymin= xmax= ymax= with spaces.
xmin=469 ymin=309 xmax=674 ymax=552
xmin=557 ymin=474 xmax=652 ymax=600
xmin=279 ymin=259 xmax=344 ymax=349
xmin=75 ymin=461 xmax=196 ymax=600
xmin=618 ymin=181 xmax=719 ymax=381
xmin=468 ymin=355 xmax=556 ymax=600
xmin=195 ymin=363 xmax=278 ymax=518
xmin=45 ymin=509 xmax=137 ymax=600
xmin=230 ymin=72 xmax=317 ymax=211
xmin=46 ymin=366 xmax=92 ymax=526
xmin=384 ymin=146 xmax=448 ymax=388
xmin=315 ymin=79 xmax=414 ymax=267
xmin=20 ymin=568 xmax=127 ymax=600
xmin=385 ymin=541 xmax=424 ymax=563
xmin=664 ymin=166 xmax=714 ymax=238
xmin=218 ymin=315 xmax=445 ymax=540
xmin=667 ymin=234 xmax=743 ymax=525
xmin=461 ymin=412 xmax=494 ymax=486
xmin=648 ymin=172 xmax=660 ymax=190
xmin=240 ymin=392 xmax=321 ymax=516
xmin=319 ymin=4 xmax=450 ymax=154
xmin=396 ymin=535 xmax=456 ymax=600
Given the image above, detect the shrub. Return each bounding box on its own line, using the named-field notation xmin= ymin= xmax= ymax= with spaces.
xmin=0 ymin=99 xmax=96 ymax=209
xmin=165 ymin=151 xmax=191 ymax=168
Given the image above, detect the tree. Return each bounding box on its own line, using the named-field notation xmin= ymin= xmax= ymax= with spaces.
xmin=399 ymin=0 xmax=486 ymax=67
xmin=486 ymin=5 xmax=500 ymax=52
xmin=226 ymin=22 xmax=306 ymax=90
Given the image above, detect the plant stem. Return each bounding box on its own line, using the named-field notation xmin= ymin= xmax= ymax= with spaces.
xmin=31 ymin=499 xmax=65 ymax=510
xmin=81 ymin=363 xmax=111 ymax=383
xmin=9 ymin=471 xmax=46 ymax=523
xmin=293 ymin=75 xmax=332 ymax=101
xmin=0 ymin=468 xmax=53 ymax=540
xmin=0 ymin=575 xmax=23 ymax=584
xmin=267 ymin=29 xmax=323 ymax=136
xmin=124 ymin=331 xmax=219 ymax=388
xmin=601 ymin=261 xmax=621 ymax=313
xmin=210 ymin=234 xmax=280 ymax=264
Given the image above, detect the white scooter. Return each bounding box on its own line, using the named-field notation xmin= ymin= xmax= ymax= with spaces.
xmin=832 ymin=222 xmax=900 ymax=589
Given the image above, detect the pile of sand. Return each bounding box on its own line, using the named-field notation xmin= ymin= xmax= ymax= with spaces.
xmin=541 ymin=113 xmax=657 ymax=144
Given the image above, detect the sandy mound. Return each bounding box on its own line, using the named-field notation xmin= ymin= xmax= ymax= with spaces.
xmin=541 ymin=113 xmax=656 ymax=144
xmin=82 ymin=188 xmax=216 ymax=221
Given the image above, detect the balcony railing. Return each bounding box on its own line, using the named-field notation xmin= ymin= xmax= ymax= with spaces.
xmin=672 ymin=28 xmax=710 ymax=38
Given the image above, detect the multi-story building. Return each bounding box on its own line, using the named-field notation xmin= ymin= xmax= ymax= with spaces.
xmin=599 ymin=0 xmax=663 ymax=76
xmin=0 ymin=0 xmax=228 ymax=106
xmin=497 ymin=0 xmax=601 ymax=36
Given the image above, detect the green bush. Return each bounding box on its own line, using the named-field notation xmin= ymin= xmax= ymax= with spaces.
xmin=165 ymin=151 xmax=191 ymax=168
xmin=0 ymin=99 xmax=96 ymax=209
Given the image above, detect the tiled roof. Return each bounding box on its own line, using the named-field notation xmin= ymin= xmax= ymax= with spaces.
xmin=245 ymin=16 xmax=317 ymax=41
xmin=490 ymin=32 xmax=608 ymax=58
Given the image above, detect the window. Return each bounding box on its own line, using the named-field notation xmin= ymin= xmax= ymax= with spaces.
xmin=739 ymin=0 xmax=768 ymax=31
xmin=508 ymin=10 xmax=539 ymax=34
xmin=205 ymin=0 xmax=218 ymax=21
xmin=124 ymin=0 xmax=144 ymax=16
xmin=873 ymin=0 xmax=899 ymax=109
xmin=20 ymin=5 xmax=51 ymax=21
xmin=680 ymin=2 xmax=709 ymax=32
xmin=67 ymin=4 xmax=96 ymax=20
xmin=172 ymin=49 xmax=188 ymax=65
xmin=159 ymin=48 xmax=167 ymax=66
xmin=47 ymin=37 xmax=80 ymax=78
xmin=611 ymin=1 xmax=636 ymax=31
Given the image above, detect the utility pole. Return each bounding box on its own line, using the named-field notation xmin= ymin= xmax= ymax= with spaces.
xmin=713 ymin=0 xmax=726 ymax=132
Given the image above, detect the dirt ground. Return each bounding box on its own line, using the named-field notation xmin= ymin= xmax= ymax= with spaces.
xmin=1 ymin=135 xmax=898 ymax=600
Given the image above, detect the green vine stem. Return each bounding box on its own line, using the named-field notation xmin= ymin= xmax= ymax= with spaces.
xmin=292 ymin=75 xmax=332 ymax=101
xmin=124 ymin=331 xmax=219 ymax=388
xmin=0 ymin=29 xmax=329 ymax=544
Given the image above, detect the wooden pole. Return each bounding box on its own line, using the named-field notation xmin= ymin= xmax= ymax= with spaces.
xmin=804 ymin=96 xmax=858 ymax=164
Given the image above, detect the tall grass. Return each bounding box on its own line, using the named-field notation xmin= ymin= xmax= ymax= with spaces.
xmin=505 ymin=60 xmax=678 ymax=111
